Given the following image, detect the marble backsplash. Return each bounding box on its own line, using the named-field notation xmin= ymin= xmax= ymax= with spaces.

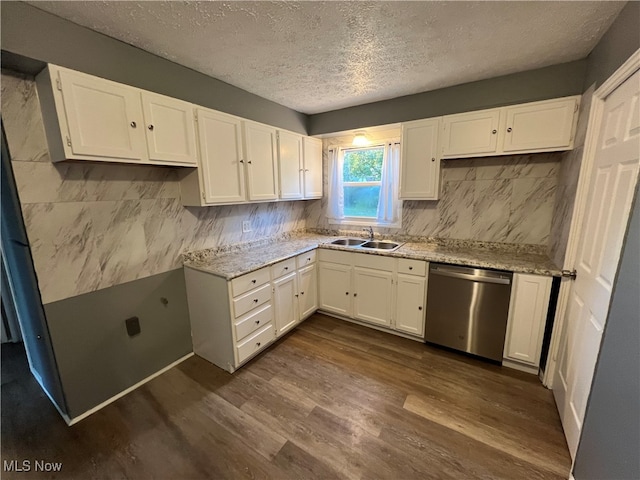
xmin=1 ymin=71 xmax=307 ymax=304
xmin=547 ymin=85 xmax=594 ymax=268
xmin=304 ymin=134 xmax=562 ymax=246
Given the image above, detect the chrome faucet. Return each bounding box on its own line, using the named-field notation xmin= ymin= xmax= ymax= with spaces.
xmin=363 ymin=226 xmax=374 ymax=240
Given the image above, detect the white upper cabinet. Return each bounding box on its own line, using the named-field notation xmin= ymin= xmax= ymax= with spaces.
xmin=302 ymin=137 xmax=323 ymax=199
xmin=439 ymin=96 xmax=580 ymax=159
xmin=37 ymin=64 xmax=199 ymax=166
xmin=277 ymin=130 xmax=304 ymax=200
xmin=55 ymin=67 xmax=147 ymax=162
xmin=502 ymin=97 xmax=579 ymax=153
xmin=141 ymin=92 xmax=197 ymax=165
xmin=243 ymin=121 xmax=280 ymax=202
xmin=400 ymin=118 xmax=441 ymax=200
xmin=441 ymin=108 xmax=501 ymax=158
xmin=184 ymin=108 xmax=245 ymax=206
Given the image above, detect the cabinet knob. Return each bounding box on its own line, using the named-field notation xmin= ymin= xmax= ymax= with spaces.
xmin=255 ymin=320 xmax=260 ymax=324
xmin=256 ymin=342 xmax=261 ymax=347
xmin=345 ymin=292 xmax=349 ymax=295
xmin=253 ymin=298 xmax=259 ymax=303
xmin=284 ymin=266 xmax=289 ymax=270
xmin=418 ymin=306 xmax=423 ymax=311
xmin=491 ymin=129 xmax=497 ymax=134
xmin=301 ymin=291 xmax=305 ymax=295
xmin=295 ymin=294 xmax=299 ymax=297
xmin=240 ymin=159 xmax=245 ymax=164
xmin=251 ymin=279 xmax=256 ymax=283
xmin=307 ymin=257 xmax=311 ymax=261
xmin=409 ymin=266 xmax=413 ymax=270
xmin=305 ymin=169 xmax=309 ymax=172
xmin=148 ymin=124 xmax=154 ymax=131
xmin=431 ymin=157 xmax=435 ymax=162
xmin=354 ymin=293 xmax=358 ymax=297
xmin=507 ymin=127 xmax=513 ymax=133
xmin=247 ymin=160 xmax=252 ymax=164
xmin=130 ymin=121 xmax=137 ymax=128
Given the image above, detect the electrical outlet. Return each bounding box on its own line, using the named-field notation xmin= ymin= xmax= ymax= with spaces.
xmin=242 ymin=220 xmax=251 ymax=233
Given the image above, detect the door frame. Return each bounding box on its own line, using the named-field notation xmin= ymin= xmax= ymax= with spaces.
xmin=543 ymin=48 xmax=640 ymax=388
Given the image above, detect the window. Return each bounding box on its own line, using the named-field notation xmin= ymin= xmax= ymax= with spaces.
xmin=327 ymin=141 xmax=402 ymax=227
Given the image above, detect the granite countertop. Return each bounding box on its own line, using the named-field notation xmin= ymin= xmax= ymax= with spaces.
xmin=183 ymin=232 xmax=562 ymax=280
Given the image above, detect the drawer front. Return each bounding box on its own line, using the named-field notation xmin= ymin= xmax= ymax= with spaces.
xmin=296 ymin=250 xmax=317 ymax=269
xmin=234 ymin=303 xmax=273 ymax=341
xmin=353 ymin=252 xmax=396 ymax=272
xmin=398 ymin=258 xmax=427 ymax=276
xmin=233 ymin=283 xmax=272 ymax=318
xmin=231 ymin=267 xmax=271 ymax=297
xmin=236 ymin=323 xmax=275 ymax=364
xmin=318 ymin=248 xmax=352 ymax=265
xmin=271 ymin=257 xmax=297 ymax=279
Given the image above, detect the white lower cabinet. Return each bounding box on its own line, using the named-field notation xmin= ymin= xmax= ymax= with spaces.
xmin=318 ymin=249 xmax=427 ymax=339
xmin=273 ymin=271 xmax=299 ymax=336
xmin=298 ymin=263 xmax=318 ymax=319
xmin=503 ymin=273 xmax=553 ymax=371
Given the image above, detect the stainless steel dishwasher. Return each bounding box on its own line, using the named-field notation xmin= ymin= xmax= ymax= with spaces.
xmin=425 ymin=263 xmax=512 ymax=362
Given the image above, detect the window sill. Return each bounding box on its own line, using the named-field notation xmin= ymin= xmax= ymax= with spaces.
xmin=328 ymin=217 xmax=402 ymax=229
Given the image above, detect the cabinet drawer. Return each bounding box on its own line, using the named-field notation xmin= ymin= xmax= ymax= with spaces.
xmin=236 ymin=323 xmax=275 ymax=364
xmin=233 ymin=283 xmax=272 ymax=318
xmin=271 ymin=257 xmax=297 ymax=279
xmin=296 ymin=250 xmax=317 ymax=269
xmin=318 ymin=249 xmax=352 ymax=265
xmin=231 ymin=267 xmax=270 ymax=297
xmin=398 ymin=258 xmax=427 ymax=276
xmin=354 ymin=252 xmax=395 ymax=272
xmin=234 ymin=303 xmax=273 ymax=341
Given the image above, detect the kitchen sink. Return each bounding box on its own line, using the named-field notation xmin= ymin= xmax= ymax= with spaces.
xmin=330 ymin=238 xmax=365 ymax=246
xmin=360 ymin=240 xmax=402 ymax=251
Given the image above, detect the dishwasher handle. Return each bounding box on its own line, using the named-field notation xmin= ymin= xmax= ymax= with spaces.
xmin=430 ymin=266 xmax=511 ymax=285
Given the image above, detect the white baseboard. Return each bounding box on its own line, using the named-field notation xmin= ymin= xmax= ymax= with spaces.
xmin=502 ymin=358 xmax=540 ymax=375
xmin=66 ymin=352 xmax=194 ymax=426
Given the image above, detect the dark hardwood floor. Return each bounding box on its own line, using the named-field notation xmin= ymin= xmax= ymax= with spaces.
xmin=1 ymin=314 xmax=570 ymax=479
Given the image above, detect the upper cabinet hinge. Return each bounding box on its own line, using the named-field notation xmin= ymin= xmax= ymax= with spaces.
xmin=561 ymin=269 xmax=577 ymax=280
xmin=66 ymin=136 xmax=72 ymax=147
xmin=56 ymin=77 xmax=63 ymax=91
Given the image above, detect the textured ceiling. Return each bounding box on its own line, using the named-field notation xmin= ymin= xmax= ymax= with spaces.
xmin=28 ymin=1 xmax=625 ymax=114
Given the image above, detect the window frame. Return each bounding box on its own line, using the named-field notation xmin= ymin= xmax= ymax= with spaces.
xmin=328 ymin=141 xmax=402 ymax=229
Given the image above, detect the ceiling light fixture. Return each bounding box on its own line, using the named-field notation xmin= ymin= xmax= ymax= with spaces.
xmin=352 ymin=131 xmax=369 ymax=147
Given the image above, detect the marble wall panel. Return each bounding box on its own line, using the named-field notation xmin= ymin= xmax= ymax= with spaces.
xmin=548 ymin=86 xmax=595 ymax=267
xmin=307 ymin=133 xmax=562 ymax=247
xmin=2 ymin=70 xmax=307 ymax=303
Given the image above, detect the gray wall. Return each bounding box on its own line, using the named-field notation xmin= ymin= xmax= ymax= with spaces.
xmin=584 ymin=1 xmax=640 ymax=89
xmin=572 ymin=185 xmax=640 ymax=480
xmin=0 ymin=1 xmax=307 ymax=134
xmin=307 ymin=60 xmax=587 ymax=135
xmin=44 ymin=269 xmax=192 ymax=419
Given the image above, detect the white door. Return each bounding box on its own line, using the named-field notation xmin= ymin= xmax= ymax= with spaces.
xmin=400 ymin=118 xmax=440 ymax=200
xmin=318 ymin=262 xmax=352 ymax=316
xmin=298 ymin=264 xmax=318 ymax=320
xmin=395 ymin=274 xmax=426 ymax=336
xmin=273 ymin=272 xmax=299 ymax=337
xmin=302 ymin=137 xmax=323 ymax=198
xmin=353 ymin=267 xmax=393 ymax=327
xmin=503 ymin=97 xmax=578 ymax=153
xmin=141 ymin=92 xmax=197 ymax=165
xmin=553 ymin=69 xmax=640 ymax=458
xmin=441 ymin=108 xmax=501 ymax=158
xmin=243 ymin=121 xmax=279 ymax=201
xmin=58 ymin=69 xmax=146 ymax=160
xmin=196 ymin=109 xmax=246 ymax=204
xmin=278 ymin=131 xmax=303 ymax=200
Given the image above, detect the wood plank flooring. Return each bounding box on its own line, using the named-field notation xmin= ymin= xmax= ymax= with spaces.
xmin=1 ymin=313 xmax=571 ymax=479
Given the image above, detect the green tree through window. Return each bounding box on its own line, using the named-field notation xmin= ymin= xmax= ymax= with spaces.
xmin=342 ymin=147 xmax=384 ymax=218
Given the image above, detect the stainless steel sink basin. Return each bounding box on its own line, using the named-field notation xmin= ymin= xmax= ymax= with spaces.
xmin=330 ymin=238 xmax=365 ymax=246
xmin=360 ymin=241 xmax=401 ymax=251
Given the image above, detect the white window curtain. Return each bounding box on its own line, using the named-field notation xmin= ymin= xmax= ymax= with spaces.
xmin=326 ymin=147 xmax=344 ymax=220
xmin=376 ymin=142 xmax=401 ymax=225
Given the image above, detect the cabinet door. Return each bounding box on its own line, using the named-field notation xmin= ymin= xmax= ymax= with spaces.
xmin=243 ymin=121 xmax=279 ymax=201
xmin=273 ymin=272 xmax=299 ymax=337
xmin=196 ymin=109 xmax=246 ymax=204
xmin=278 ymin=131 xmax=303 ymax=200
xmin=353 ymin=267 xmax=393 ymax=327
xmin=58 ymin=68 xmax=146 ymax=161
xmin=441 ymin=109 xmax=501 ymax=158
xmin=302 ymin=137 xmax=323 ymax=199
xmin=318 ymin=262 xmax=352 ymax=317
xmin=502 ymin=97 xmax=578 ymax=153
xmin=141 ymin=92 xmax=197 ymax=165
xmin=298 ymin=264 xmax=318 ymax=320
xmin=395 ymin=274 xmax=426 ymax=336
xmin=400 ymin=118 xmax=440 ymax=200
xmin=504 ymin=273 xmax=552 ymax=366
